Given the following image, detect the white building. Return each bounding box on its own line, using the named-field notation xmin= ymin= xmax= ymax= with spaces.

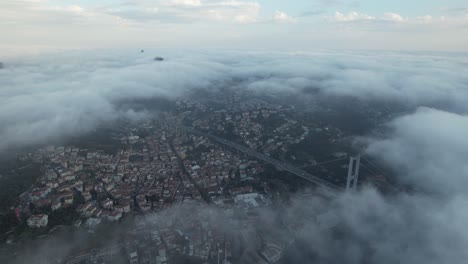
xmin=106 ymin=211 xmax=122 ymax=222
xmin=51 ymin=200 xmax=62 ymax=211
xmin=234 ymin=193 xmax=271 ymax=209
xmin=27 ymin=214 xmax=48 ymax=228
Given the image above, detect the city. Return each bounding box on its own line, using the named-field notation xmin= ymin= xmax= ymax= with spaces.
xmin=2 ymin=1 xmax=468 ymax=263
xmin=0 ymin=89 xmax=396 ymax=264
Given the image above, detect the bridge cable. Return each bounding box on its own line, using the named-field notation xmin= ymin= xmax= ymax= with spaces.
xmin=361 ymin=156 xmax=388 ymax=176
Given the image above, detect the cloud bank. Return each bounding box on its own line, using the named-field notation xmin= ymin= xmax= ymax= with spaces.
xmin=304 ymin=106 xmax=468 ymax=263
xmin=366 ymin=108 xmax=468 ymax=195
xmin=1 ymin=50 xmax=468 ymax=152
xmin=2 ymin=50 xmax=468 ymax=263
xmin=2 ymin=1 xmax=468 ymax=54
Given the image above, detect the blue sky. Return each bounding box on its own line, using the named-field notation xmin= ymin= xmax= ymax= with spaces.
xmin=1 ymin=0 xmax=468 ymax=55
xmin=51 ymin=0 xmax=468 ymax=16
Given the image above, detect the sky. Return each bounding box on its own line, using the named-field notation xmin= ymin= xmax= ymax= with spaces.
xmin=2 ymin=0 xmax=468 ymax=56
xmin=2 ymin=2 xmax=468 ymax=263
xmin=2 ymin=5 xmax=468 ymax=260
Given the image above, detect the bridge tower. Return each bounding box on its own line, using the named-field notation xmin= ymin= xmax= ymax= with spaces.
xmin=346 ymin=154 xmax=360 ymax=191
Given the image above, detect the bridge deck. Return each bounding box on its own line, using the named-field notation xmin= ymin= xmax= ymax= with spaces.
xmin=176 ymin=124 xmax=343 ymax=190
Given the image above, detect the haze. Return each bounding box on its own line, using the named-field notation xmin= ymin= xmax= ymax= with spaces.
xmin=2 ymin=0 xmax=468 ymax=56
xmin=1 ymin=1 xmax=468 ymax=264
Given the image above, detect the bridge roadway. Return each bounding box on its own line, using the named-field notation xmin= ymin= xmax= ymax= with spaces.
xmin=172 ymin=124 xmax=343 ymax=190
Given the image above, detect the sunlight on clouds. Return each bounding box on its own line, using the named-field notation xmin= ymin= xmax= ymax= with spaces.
xmin=415 ymin=15 xmax=433 ymax=23
xmin=383 ymin=12 xmax=405 ymax=22
xmin=273 ymin=11 xmax=296 ymax=23
xmin=170 ymin=0 xmax=202 ymax=6
xmin=0 ymin=1 xmax=467 ymax=52
xmin=100 ymin=0 xmax=261 ymax=23
xmin=334 ymin=11 xmax=376 ymax=22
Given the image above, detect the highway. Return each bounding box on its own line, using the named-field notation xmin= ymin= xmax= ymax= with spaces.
xmin=171 ymin=124 xmax=343 ymax=191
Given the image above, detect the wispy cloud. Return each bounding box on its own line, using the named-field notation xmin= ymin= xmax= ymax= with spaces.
xmin=1 ymin=50 xmax=468 ymax=151
xmin=333 ymin=11 xmax=376 ymax=22
xmin=273 ymin=10 xmax=296 ymax=23
xmin=2 ymin=49 xmax=468 ymax=263
xmin=99 ymin=0 xmax=262 ymax=24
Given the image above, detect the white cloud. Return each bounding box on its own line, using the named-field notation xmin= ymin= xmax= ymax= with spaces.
xmin=1 ymin=2 xmax=468 ymax=52
xmin=365 ymin=108 xmax=468 ymax=195
xmin=103 ymin=0 xmax=261 ymax=23
xmin=3 ymin=50 xmax=468 ymax=264
xmin=383 ymin=12 xmax=406 ymax=22
xmin=0 ymin=0 xmax=261 ymax=26
xmin=273 ymin=10 xmax=296 ymax=23
xmin=334 ymin=11 xmax=376 ymax=22
xmin=332 ymin=11 xmax=441 ymax=24
xmin=169 ymin=0 xmax=202 ymax=6
xmin=416 ymin=14 xmax=433 ymax=23
xmin=2 ymin=50 xmax=468 ymax=151
xmin=54 ymin=5 xmax=84 ymax=14
xmin=0 ymin=1 xmax=128 ymax=28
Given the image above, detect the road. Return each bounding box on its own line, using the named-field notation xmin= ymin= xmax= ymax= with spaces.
xmin=169 ymin=137 xmax=213 ymax=203
xmin=170 ymin=123 xmax=343 ymax=191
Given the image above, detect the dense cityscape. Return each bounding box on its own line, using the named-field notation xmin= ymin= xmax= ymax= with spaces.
xmin=0 ymin=89 xmax=399 ymax=264
xmin=2 ymin=0 xmax=468 ymax=263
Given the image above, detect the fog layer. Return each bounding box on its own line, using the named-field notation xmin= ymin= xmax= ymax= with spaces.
xmin=2 ymin=50 xmax=468 ymax=264
xmin=1 ymin=50 xmax=468 ymax=151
